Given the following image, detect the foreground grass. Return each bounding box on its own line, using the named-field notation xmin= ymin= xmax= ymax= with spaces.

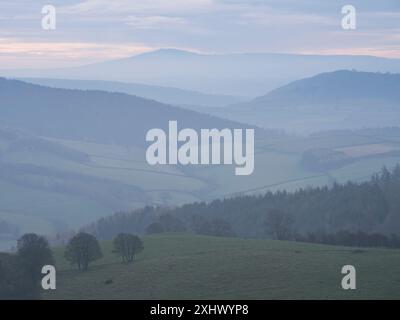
xmin=45 ymin=234 xmax=400 ymax=300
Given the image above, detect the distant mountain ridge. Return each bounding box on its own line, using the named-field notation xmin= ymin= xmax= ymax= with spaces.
xmin=3 ymin=49 xmax=400 ymax=96
xmin=246 ymin=70 xmax=400 ymax=108
xmin=19 ymin=78 xmax=243 ymax=108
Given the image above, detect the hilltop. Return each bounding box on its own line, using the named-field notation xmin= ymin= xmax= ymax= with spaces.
xmin=246 ymin=70 xmax=400 ymax=108
xmin=209 ymin=71 xmax=400 ymax=133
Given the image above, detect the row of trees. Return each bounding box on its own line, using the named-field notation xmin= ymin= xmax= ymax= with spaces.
xmin=144 ymin=213 xmax=236 ymax=238
xmin=0 ymin=232 xmax=144 ymax=299
xmin=295 ymin=230 xmax=400 ymax=248
xmin=263 ymin=209 xmax=400 ymax=248
xmin=64 ymin=232 xmax=144 ymax=270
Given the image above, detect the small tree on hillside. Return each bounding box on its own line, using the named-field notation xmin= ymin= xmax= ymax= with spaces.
xmin=64 ymin=232 xmax=102 ymax=271
xmin=265 ymin=209 xmax=294 ymax=240
xmin=0 ymin=252 xmax=40 ymax=300
xmin=113 ymin=233 xmax=144 ymax=262
xmin=210 ymin=218 xmax=236 ymax=237
xmin=17 ymin=233 xmax=54 ymax=283
xmin=158 ymin=214 xmax=186 ymax=232
xmin=145 ymin=222 xmax=164 ymax=234
xmin=145 ymin=214 xmax=187 ymax=235
xmin=191 ymin=215 xmax=236 ymax=237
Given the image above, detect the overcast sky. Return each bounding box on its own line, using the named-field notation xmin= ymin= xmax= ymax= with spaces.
xmin=1 ymin=0 xmax=400 ymax=68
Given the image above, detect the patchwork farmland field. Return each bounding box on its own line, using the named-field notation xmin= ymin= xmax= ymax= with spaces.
xmin=336 ymin=143 xmax=400 ymax=158
xmin=1 ymin=128 xmax=400 ymax=247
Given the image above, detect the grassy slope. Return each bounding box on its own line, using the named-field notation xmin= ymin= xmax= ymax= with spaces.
xmin=45 ymin=234 xmax=400 ymax=300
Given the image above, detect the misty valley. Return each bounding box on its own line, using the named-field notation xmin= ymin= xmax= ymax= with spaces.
xmin=145 ymin=121 xmax=254 ymax=175
xmin=1 ymin=50 xmax=400 ymax=300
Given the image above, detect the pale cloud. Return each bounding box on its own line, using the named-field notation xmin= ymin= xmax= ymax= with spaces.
xmin=297 ymin=47 xmax=400 ymax=59
xmin=1 ymin=0 xmax=400 ymax=67
xmin=237 ymin=10 xmax=336 ymax=26
xmin=0 ymin=38 xmax=153 ymax=68
xmin=125 ymin=16 xmax=187 ymax=29
xmin=61 ymin=0 xmax=214 ymax=15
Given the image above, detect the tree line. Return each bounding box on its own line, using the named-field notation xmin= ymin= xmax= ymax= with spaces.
xmin=83 ymin=165 xmax=400 ymax=247
xmin=295 ymin=230 xmax=400 ymax=248
xmin=0 ymin=232 xmax=143 ymax=299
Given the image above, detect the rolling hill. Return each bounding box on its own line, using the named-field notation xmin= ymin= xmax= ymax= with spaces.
xmin=18 ymin=78 xmax=243 ymax=108
xmin=0 ymin=78 xmax=255 ymax=147
xmin=45 ymin=234 xmax=400 ymax=300
xmin=1 ymin=78 xmax=400 ymax=251
xmin=208 ymin=70 xmax=400 ymax=134
xmin=246 ymin=70 xmax=400 ymax=108
xmin=0 ymin=78 xmax=261 ymax=247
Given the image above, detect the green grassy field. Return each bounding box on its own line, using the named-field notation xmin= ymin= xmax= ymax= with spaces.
xmin=45 ymin=234 xmax=400 ymax=300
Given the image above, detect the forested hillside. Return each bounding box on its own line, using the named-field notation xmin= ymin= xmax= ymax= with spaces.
xmin=0 ymin=78 xmax=259 ymax=147
xmin=84 ymin=165 xmax=400 ymax=241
